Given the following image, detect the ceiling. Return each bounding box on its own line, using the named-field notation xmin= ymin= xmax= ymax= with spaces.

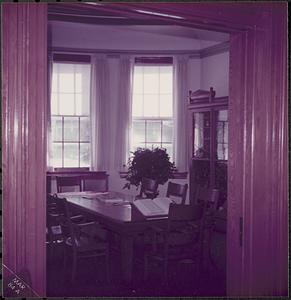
xmin=48 ymin=3 xmax=229 ymax=46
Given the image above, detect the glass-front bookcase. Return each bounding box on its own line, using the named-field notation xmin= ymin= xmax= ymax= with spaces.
xmin=188 ymin=88 xmax=228 ymax=207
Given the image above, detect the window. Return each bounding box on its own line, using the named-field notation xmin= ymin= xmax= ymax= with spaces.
xmin=51 ymin=63 xmax=91 ymax=167
xmin=131 ymin=64 xmax=174 ymax=160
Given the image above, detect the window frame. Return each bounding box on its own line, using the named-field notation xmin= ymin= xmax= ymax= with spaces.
xmin=50 ymin=59 xmax=91 ymax=168
xmin=131 ymin=59 xmax=174 ymax=160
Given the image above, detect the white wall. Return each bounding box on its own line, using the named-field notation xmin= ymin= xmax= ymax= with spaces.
xmin=188 ymin=58 xmax=201 ymax=92
xmin=201 ymin=51 xmax=229 ymax=97
xmin=51 ymin=21 xmax=204 ymax=51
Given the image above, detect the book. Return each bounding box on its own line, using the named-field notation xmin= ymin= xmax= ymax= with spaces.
xmin=133 ymin=197 xmax=173 ymax=217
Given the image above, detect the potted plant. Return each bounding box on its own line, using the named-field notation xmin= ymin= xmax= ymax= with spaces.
xmin=123 ymin=147 xmax=175 ymax=192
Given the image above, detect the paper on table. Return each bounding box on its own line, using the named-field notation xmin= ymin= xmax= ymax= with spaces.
xmin=57 ymin=191 xmax=108 ymax=198
xmin=152 ymin=197 xmax=172 ymax=214
xmin=134 ymin=198 xmax=167 ymax=217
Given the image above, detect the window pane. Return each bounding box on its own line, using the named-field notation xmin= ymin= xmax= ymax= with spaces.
xmin=59 ymin=73 xmax=74 ymax=93
xmin=162 ymin=121 xmax=173 ymax=143
xmin=132 ymin=120 xmax=145 ymax=145
xmin=52 ymin=143 xmax=62 ymax=167
xmin=64 ymin=117 xmax=79 ymax=142
xmin=147 ymin=143 xmax=161 ymax=150
xmin=51 ymin=116 xmax=62 ymax=141
xmin=64 ymin=143 xmax=79 ymax=167
xmin=132 ymin=94 xmax=143 ymax=117
xmin=160 ymin=66 xmax=173 ymax=94
xmin=147 ymin=121 xmax=161 ymax=143
xmin=133 ymin=66 xmax=143 ymax=94
xmin=59 ymin=94 xmax=75 ymax=115
xmin=162 ymin=143 xmax=173 ymax=160
xmin=144 ymin=94 xmax=159 ymax=117
xmin=76 ymin=93 xmax=89 ymax=115
xmin=218 ymin=109 xmax=228 ymax=121
xmin=52 ymin=72 xmax=58 ymax=93
xmin=160 ymin=94 xmax=172 ymax=117
xmin=80 ymin=143 xmax=90 ymax=167
xmin=51 ymin=93 xmax=58 ymax=115
xmin=59 ymin=63 xmax=75 ymax=93
xmin=132 ymin=143 xmax=145 ymax=152
xmin=80 ymin=117 xmax=90 ymax=142
xmin=143 ymin=66 xmax=159 ymax=94
xmin=75 ymin=73 xmax=82 ymax=93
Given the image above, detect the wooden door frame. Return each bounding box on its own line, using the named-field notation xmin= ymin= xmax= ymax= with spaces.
xmin=2 ymin=2 xmax=287 ymax=297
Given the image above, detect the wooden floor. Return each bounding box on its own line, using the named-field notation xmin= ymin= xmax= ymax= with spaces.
xmin=46 ymin=230 xmax=226 ymax=297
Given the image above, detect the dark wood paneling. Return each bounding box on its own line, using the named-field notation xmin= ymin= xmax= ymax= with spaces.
xmin=228 ymin=3 xmax=288 ymax=296
xmin=2 ymin=3 xmax=47 ymax=296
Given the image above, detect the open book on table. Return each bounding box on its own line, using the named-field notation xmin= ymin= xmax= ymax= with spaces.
xmin=133 ymin=197 xmax=173 ymax=217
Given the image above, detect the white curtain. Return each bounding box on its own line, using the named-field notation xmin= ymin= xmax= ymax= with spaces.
xmin=113 ymin=55 xmax=134 ymax=170
xmin=173 ymin=55 xmax=189 ymax=172
xmin=90 ymin=54 xmax=133 ymax=171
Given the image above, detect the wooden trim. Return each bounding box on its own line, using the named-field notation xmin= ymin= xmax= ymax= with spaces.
xmin=51 ymin=42 xmax=229 ymax=59
xmin=200 ymin=41 xmax=230 ymax=58
xmin=51 ymin=46 xmax=202 ymax=56
xmin=53 ymin=53 xmax=91 ymax=63
xmin=2 ymin=3 xmax=47 ymax=296
xmin=119 ymin=171 xmax=187 ymax=180
xmin=134 ymin=56 xmax=173 ymax=65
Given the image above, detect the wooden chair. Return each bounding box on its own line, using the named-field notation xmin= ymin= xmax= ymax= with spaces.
xmin=166 ymin=181 xmax=188 ymax=205
xmin=56 ymin=176 xmax=82 ymax=193
xmin=46 ymin=194 xmax=86 ymax=254
xmin=83 ymin=173 xmax=109 ymax=192
xmin=58 ymin=196 xmax=110 ymax=283
xmin=144 ymin=187 xmax=216 ymax=286
xmin=136 ymin=177 xmax=159 ymax=199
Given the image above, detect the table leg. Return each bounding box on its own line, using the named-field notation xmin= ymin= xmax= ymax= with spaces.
xmin=120 ymin=234 xmax=134 ymax=284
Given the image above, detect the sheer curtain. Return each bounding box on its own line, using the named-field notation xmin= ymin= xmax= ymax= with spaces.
xmin=173 ymin=55 xmax=189 ymax=172
xmin=90 ymin=54 xmax=110 ymax=170
xmin=113 ymin=55 xmax=134 ymax=170
xmin=90 ymin=54 xmax=133 ymax=171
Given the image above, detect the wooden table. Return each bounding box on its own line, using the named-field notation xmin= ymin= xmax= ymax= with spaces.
xmin=57 ymin=191 xmax=168 ymax=284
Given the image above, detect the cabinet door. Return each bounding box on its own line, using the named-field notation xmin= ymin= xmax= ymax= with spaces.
xmin=192 ymin=110 xmax=211 ymax=158
xmin=214 ymin=109 xmax=228 ymax=207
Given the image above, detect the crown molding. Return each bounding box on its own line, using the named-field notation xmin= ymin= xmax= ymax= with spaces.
xmin=51 ymin=41 xmax=229 ymax=58
xmin=200 ymin=41 xmax=229 ymax=58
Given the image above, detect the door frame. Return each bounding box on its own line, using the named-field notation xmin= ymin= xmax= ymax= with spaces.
xmin=2 ymin=2 xmax=287 ymax=297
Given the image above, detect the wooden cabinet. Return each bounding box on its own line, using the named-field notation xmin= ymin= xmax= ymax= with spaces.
xmin=188 ymin=88 xmax=228 ymax=207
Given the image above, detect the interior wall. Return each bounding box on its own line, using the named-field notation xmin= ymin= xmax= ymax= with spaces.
xmin=201 ymin=51 xmax=229 ymax=96
xmin=51 ymin=21 xmax=204 ymax=51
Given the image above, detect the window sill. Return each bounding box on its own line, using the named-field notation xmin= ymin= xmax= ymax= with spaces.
xmin=119 ymin=171 xmax=188 ymax=180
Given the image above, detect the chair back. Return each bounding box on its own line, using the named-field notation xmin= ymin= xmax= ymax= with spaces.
xmin=166 ymin=182 xmax=188 ymax=204
xmin=139 ymin=177 xmax=159 ymax=199
xmin=196 ymin=185 xmax=219 ymax=212
xmin=83 ymin=174 xmax=109 ymax=192
xmin=56 ymin=176 xmax=82 ymax=193
xmin=55 ymin=196 xmax=79 ymax=247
